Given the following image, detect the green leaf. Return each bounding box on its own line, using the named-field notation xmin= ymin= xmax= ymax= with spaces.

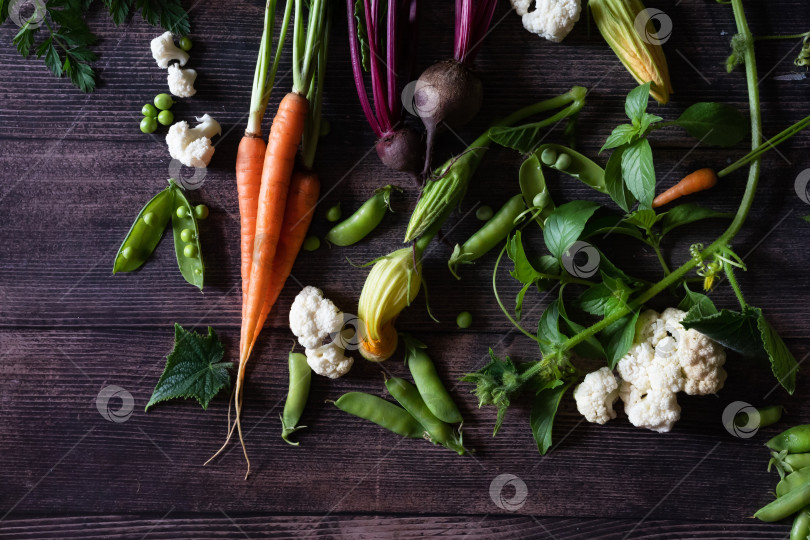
xmin=66 ymin=58 xmax=96 ymax=93
xmin=558 ymin=296 xmax=605 ymax=359
xmin=677 ymin=284 xmax=718 ymax=319
xmin=543 ymin=200 xmax=600 ymax=260
xmin=103 ymin=0 xmax=132 ymax=25
xmin=530 ymin=381 xmax=572 ymax=455
xmin=625 ymin=83 xmax=652 ymax=122
xmin=461 ymin=350 xmax=522 ymax=435
xmin=674 ymin=102 xmax=749 ymax=147
xmin=135 ymin=0 xmax=190 ymax=35
xmin=13 ymin=24 xmax=36 ymax=57
xmin=639 ymin=112 xmax=663 ymax=134
xmin=507 ymin=230 xmax=542 ymax=285
xmin=354 ymin=0 xmax=370 ymax=72
xmin=146 ymin=323 xmax=233 ymax=411
xmin=537 ymin=300 xmax=566 ymax=357
xmin=515 ymin=282 xmax=532 ymax=321
xmin=578 ymin=273 xmax=632 ymax=318
xmin=624 ymin=208 xmax=657 ymax=232
xmin=602 ymin=311 xmax=640 ymax=369
xmin=803 ymin=215 xmax=810 ymax=223
xmin=601 ymin=124 xmax=636 ymax=153
xmin=682 ymin=307 xmax=764 ymax=359
xmin=44 ymin=42 xmax=63 ymax=77
xmin=604 ymin=145 xmax=635 ymax=213
xmin=621 ymin=138 xmax=656 ymax=209
xmin=757 ymin=312 xmax=798 ymax=395
xmin=659 ymin=203 xmax=733 ymax=236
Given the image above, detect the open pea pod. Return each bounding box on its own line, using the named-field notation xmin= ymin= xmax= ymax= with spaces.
xmin=169 ymin=180 xmax=204 ymax=290
xmin=113 ymin=184 xmax=174 ymax=273
xmin=519 ymin=153 xmax=555 ymax=227
xmin=534 ymin=143 xmax=608 ymax=194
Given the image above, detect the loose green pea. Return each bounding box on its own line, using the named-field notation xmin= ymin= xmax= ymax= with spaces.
xmin=176 ymin=206 xmax=189 ymax=219
xmin=326 ymin=185 xmax=398 ymax=246
xmin=326 ymin=203 xmax=341 ymax=222
xmin=143 ymin=212 xmax=157 ymax=226
xmin=554 ymin=152 xmax=572 ymax=171
xmin=121 ymin=246 xmax=135 ymax=260
xmin=154 ymin=93 xmax=174 ymax=111
xmin=335 ymin=392 xmax=425 ymax=439
xmin=140 ymin=116 xmax=157 ymax=134
xmin=141 ymin=103 xmax=158 ymax=117
xmin=319 ymin=118 xmax=330 ymax=137
xmin=194 ymin=204 xmax=209 ymax=220
xmin=170 ymin=181 xmax=204 ymax=289
xmin=456 ymin=311 xmax=472 ymax=329
xmin=303 ymin=236 xmax=320 ymax=251
xmin=180 ymin=228 xmax=195 ymax=242
xmin=113 ymin=183 xmax=174 ymax=274
xmin=475 ymin=205 xmax=493 ymax=221
xmin=540 ymin=147 xmax=557 ymax=166
xmin=183 ymin=244 xmax=198 ymax=258
xmin=403 ymin=335 xmax=463 ymax=424
xmin=157 ymin=110 xmax=174 ymax=126
xmin=281 ymin=352 xmax=311 ymax=446
xmin=178 ymin=36 xmax=192 ymax=51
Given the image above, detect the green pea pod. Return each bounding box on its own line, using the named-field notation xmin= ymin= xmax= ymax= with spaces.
xmin=170 ymin=180 xmax=204 ymax=290
xmin=448 ymin=194 xmax=525 ymax=279
xmin=735 ymin=404 xmax=783 ymax=430
xmin=402 ymin=335 xmax=463 ymax=424
xmin=519 ymin=153 xmax=555 ymax=227
xmin=386 ymin=377 xmax=466 ymax=455
xmin=767 ymin=425 xmax=810 ymax=454
xmin=791 ymin=506 xmax=810 ymax=540
xmin=281 ymin=352 xmax=311 ymax=446
xmin=777 ymin=467 xmax=810 ymax=497
xmin=113 ymin=184 xmax=174 ymax=273
xmin=335 ymin=392 xmax=425 ymax=439
xmin=755 ymin=483 xmax=810 ymax=522
xmin=534 ymin=143 xmax=608 ymax=194
xmin=326 ymin=185 xmax=399 ymax=246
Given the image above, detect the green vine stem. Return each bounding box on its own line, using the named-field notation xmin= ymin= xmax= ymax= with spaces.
xmin=718 ymin=114 xmax=810 ymax=178
xmin=724 ymin=259 xmax=748 ymax=309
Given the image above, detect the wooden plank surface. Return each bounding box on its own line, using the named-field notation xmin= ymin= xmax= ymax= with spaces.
xmin=2 ymin=0 xmax=810 ymax=538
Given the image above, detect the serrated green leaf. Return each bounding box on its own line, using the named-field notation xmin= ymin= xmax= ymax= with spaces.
xmin=677 ymin=284 xmax=718 ymax=319
xmin=600 ymin=124 xmax=636 ymax=153
xmin=682 ymin=306 xmax=764 ymax=359
xmin=543 ymin=200 xmax=600 ymax=261
xmin=45 ymin=42 xmax=63 ymax=77
xmin=135 ymin=0 xmax=190 ymax=34
xmin=674 ymin=102 xmax=749 ymax=147
xmin=659 ymin=203 xmax=733 ymax=236
xmin=622 ymin=138 xmax=656 ymax=209
xmin=530 ymin=380 xmax=571 ymax=455
xmin=757 ymin=313 xmax=798 ymax=395
xmin=146 ymin=323 xmax=232 ymax=411
xmin=67 ymin=57 xmax=96 ymax=92
xmin=13 ymin=24 xmax=36 ymax=57
xmin=625 ymin=83 xmax=652 ymax=122
xmin=103 ymin=0 xmax=132 ymax=25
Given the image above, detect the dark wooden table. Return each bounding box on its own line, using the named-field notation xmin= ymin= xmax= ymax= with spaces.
xmin=2 ymin=1 xmax=810 ymax=538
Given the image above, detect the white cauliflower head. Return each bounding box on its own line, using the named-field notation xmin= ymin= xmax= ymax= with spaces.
xmin=305 ymin=341 xmax=354 ymax=379
xmin=151 ymin=31 xmax=189 ymax=69
xmin=510 ymin=0 xmax=581 ymax=43
xmin=166 ymin=114 xmax=221 ymax=168
xmin=289 ymin=286 xmax=344 ymax=349
xmin=167 ymin=65 xmax=197 ymax=98
xmin=573 ymin=367 xmax=619 ymax=424
xmin=619 ymin=381 xmax=681 ymax=433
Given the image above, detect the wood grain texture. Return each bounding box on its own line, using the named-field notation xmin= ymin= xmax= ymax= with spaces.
xmin=1 ymin=0 xmax=810 ymax=538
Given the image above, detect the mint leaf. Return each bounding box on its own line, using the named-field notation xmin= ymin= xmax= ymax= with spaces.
xmin=659 ymin=203 xmax=733 ymax=236
xmin=146 ymin=323 xmax=232 ymax=411
xmin=674 ymin=102 xmax=748 ymax=147
xmin=639 ymin=112 xmax=663 ymax=134
xmin=603 ymin=311 xmax=640 ymax=369
xmin=530 ymin=380 xmax=572 ymax=455
xmin=601 ymin=124 xmax=636 ymax=153
xmin=543 ymin=200 xmax=600 ymax=260
xmin=757 ymin=313 xmax=798 ymax=395
xmin=625 ymin=82 xmax=652 ymax=122
xmin=622 ymin=138 xmax=656 ymax=209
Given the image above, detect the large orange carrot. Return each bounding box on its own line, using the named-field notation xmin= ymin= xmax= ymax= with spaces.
xmin=653 ymin=168 xmax=718 ymax=208
xmin=235 ymin=135 xmax=266 ymax=328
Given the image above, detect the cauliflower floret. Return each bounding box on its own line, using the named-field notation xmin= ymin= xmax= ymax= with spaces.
xmin=619 ymin=381 xmax=681 ymax=433
xmin=305 ymin=341 xmax=354 ymax=379
xmin=679 ymin=328 xmax=727 ymax=395
xmin=289 ymin=286 xmax=344 ymax=349
xmin=617 ymin=342 xmax=684 ymax=395
xmin=510 ymin=0 xmax=581 ymax=43
xmin=573 ymin=367 xmax=619 ymax=424
xmin=151 ymin=31 xmax=189 ymax=69
xmin=165 ymin=114 xmax=221 ymax=168
xmin=167 ymin=64 xmax=197 ymax=98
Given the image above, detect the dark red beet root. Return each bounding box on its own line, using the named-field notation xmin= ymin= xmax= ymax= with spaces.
xmin=375 ymin=127 xmax=424 ymax=175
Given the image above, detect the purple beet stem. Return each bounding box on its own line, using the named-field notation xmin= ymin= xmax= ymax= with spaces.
xmin=454 ymin=0 xmax=499 ymax=65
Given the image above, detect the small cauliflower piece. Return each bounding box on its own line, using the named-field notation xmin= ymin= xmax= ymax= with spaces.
xmin=573 ymin=367 xmax=619 ymax=424
xmin=616 ymin=341 xmax=684 ymax=395
xmin=151 ymin=31 xmax=189 ymax=69
xmin=619 ymin=381 xmax=681 ymax=433
xmin=167 ymin=65 xmax=197 ymax=98
xmin=679 ymin=328 xmax=727 ymax=395
xmin=510 ymin=0 xmax=581 ymax=43
xmin=166 ymin=114 xmax=221 ymax=168
xmin=305 ymin=341 xmax=354 ymax=379
xmin=289 ymin=286 xmax=344 ymax=349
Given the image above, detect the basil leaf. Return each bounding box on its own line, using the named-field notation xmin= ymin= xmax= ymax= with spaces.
xmin=622 ymin=138 xmax=656 ymax=209
xmin=757 ymin=314 xmax=798 ymax=395
xmin=674 ymin=102 xmax=749 ymax=147
xmin=543 ymin=200 xmax=600 ymax=260
xmin=530 ymin=380 xmax=572 ymax=455
xmin=639 ymin=112 xmax=663 ymax=134
xmin=659 ymin=203 xmax=733 ymax=236
xmin=605 ymin=145 xmax=635 ymax=212
xmin=601 ymin=124 xmax=636 ymax=153
xmin=515 ymin=282 xmax=532 ymax=321
xmin=682 ymin=307 xmax=764 ymax=359
xmin=603 ymin=311 xmax=640 ymax=369
xmin=537 ymin=300 xmax=566 ymax=357
xmin=624 ymin=208 xmax=657 ymax=231
xmin=507 ymin=230 xmax=541 ymax=285
xmin=625 ymin=82 xmax=652 ymax=122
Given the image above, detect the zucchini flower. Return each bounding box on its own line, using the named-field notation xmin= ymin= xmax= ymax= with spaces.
xmin=589 ymin=0 xmax=673 ymax=104
xmin=357 ymin=247 xmax=422 ymax=362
